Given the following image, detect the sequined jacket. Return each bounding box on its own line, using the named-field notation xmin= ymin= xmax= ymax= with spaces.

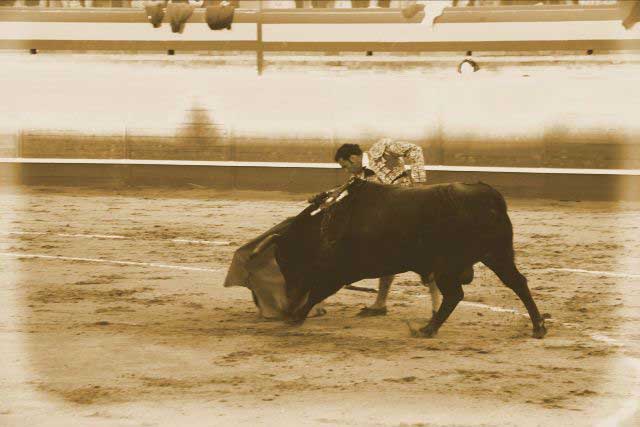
xmin=360 ymin=138 xmax=427 ymax=186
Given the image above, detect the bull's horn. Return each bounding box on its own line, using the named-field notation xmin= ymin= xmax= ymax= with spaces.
xmin=250 ymin=234 xmax=279 ymax=258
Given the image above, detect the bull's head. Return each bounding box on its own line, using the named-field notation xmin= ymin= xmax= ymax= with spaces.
xmin=223 ymin=181 xmax=364 ymax=324
xmin=223 ymin=221 xmax=313 ymax=322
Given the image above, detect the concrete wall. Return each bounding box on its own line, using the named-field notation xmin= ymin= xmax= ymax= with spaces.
xmin=2 ymin=55 xmax=639 ymax=161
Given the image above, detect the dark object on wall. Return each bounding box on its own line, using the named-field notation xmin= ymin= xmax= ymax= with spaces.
xmin=622 ymin=0 xmax=640 ymax=30
xmin=167 ymin=2 xmax=195 ymax=34
xmin=351 ymin=0 xmax=370 ymax=8
xmin=452 ymin=0 xmax=475 ymax=6
xmin=457 ymin=58 xmax=480 ymax=73
xmin=311 ymin=1 xmax=335 ymax=7
xmin=202 ymin=0 xmax=240 ymax=6
xmin=378 ymin=0 xmax=391 ymax=7
xmin=144 ymin=2 xmax=165 ymax=28
xmin=205 ymin=4 xmax=236 ymax=31
xmin=402 ymin=3 xmax=425 ymax=19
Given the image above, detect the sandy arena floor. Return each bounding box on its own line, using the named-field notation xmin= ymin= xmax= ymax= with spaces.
xmin=1 ymin=185 xmax=639 ymax=427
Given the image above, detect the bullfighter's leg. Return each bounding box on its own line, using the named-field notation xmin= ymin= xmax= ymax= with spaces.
xmin=409 ymin=272 xmax=464 ymax=338
xmin=357 ymin=274 xmax=394 ymax=317
xmin=483 ymin=255 xmax=547 ymax=339
xmin=308 ymin=302 xmax=327 ymax=318
xmin=420 ymin=273 xmax=441 ymax=317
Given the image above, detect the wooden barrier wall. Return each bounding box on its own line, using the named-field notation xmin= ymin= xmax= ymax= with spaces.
xmin=2 ymin=160 xmax=639 ymax=202
xmin=0 ymin=130 xmax=637 ymax=170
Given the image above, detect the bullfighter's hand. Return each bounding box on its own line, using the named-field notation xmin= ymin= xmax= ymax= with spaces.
xmin=307 ymin=191 xmax=330 ymax=205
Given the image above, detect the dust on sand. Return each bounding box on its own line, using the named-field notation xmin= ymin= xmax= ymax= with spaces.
xmin=1 ymin=186 xmax=639 ymax=426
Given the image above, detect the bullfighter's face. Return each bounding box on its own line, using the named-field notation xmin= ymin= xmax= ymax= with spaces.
xmin=337 ymin=154 xmax=363 ymax=176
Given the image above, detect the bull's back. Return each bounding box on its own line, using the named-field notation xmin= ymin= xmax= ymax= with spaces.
xmin=348 ymin=182 xmax=510 ymax=254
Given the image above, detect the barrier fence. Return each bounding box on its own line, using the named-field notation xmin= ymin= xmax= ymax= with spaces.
xmin=1 ymin=4 xmax=639 ymax=74
xmin=1 ymin=3 xmax=639 ymax=199
xmin=1 ymin=157 xmax=639 ymax=201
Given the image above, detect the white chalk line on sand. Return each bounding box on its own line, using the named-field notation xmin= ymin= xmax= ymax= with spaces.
xmin=5 ymin=230 xmax=636 ymax=278
xmin=543 ymin=267 xmax=640 ymax=280
xmin=0 ymin=231 xmax=232 ymax=246
xmin=0 ymin=250 xmax=630 ymax=342
xmin=5 ymin=231 xmax=637 ymax=278
xmin=170 ymin=238 xmax=232 ymax=246
xmin=2 ymin=231 xmax=126 ymax=240
xmin=0 ymin=252 xmax=224 ymax=273
xmin=0 ymin=249 xmax=627 ymax=332
xmin=461 ymin=301 xmax=619 ymax=338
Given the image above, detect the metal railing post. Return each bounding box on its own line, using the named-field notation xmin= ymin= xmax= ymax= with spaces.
xmin=257 ymin=4 xmax=264 ymax=75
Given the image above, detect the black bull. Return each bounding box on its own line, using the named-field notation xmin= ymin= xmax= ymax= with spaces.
xmin=224 ymin=180 xmax=547 ymax=339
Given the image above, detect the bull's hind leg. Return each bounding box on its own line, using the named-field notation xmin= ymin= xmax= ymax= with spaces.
xmin=483 ymin=254 xmax=547 ymax=339
xmin=409 ymin=272 xmax=464 ymax=338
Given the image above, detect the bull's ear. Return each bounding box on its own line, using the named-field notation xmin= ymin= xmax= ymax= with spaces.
xmin=250 ymin=233 xmax=279 ymax=259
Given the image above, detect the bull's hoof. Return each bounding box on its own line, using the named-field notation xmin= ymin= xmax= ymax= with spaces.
xmin=356 ymin=306 xmax=387 ymax=317
xmin=416 ymin=327 xmax=438 ymax=338
xmin=284 ymin=318 xmax=306 ymax=327
xmin=405 ymin=321 xmax=437 ymax=338
xmin=532 ymin=324 xmax=547 ymax=339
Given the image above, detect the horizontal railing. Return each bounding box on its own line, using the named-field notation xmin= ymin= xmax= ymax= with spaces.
xmin=1 ymin=5 xmax=639 ymax=74
xmin=0 ymin=6 xmax=427 ymax=23
xmin=0 ymin=3 xmax=625 ymax=24
xmin=3 ymin=158 xmax=640 ymax=176
xmin=434 ymin=3 xmax=625 ymax=24
xmin=2 ymin=157 xmax=638 ymax=200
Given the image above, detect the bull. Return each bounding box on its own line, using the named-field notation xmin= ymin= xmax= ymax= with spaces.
xmin=224 ymin=179 xmax=547 ymax=339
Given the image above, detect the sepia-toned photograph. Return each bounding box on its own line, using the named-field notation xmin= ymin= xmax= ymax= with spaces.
xmin=0 ymin=1 xmax=639 ymax=426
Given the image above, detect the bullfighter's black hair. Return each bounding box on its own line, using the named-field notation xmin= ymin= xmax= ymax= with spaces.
xmin=334 ymin=144 xmax=363 ymax=162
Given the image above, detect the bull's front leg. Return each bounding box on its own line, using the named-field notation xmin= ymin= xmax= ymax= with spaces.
xmin=408 ymin=274 xmax=463 ymax=338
